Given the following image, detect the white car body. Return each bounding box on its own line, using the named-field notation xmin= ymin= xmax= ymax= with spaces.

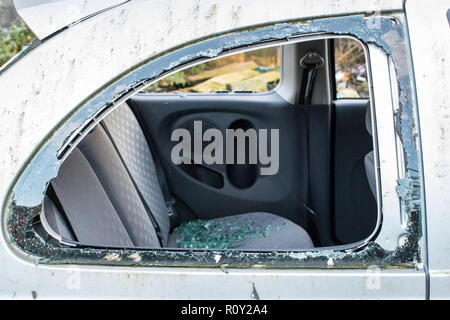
xmin=0 ymin=0 xmax=448 ymax=299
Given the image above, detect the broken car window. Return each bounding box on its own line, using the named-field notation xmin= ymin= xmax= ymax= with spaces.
xmin=144 ymin=47 xmax=281 ymax=93
xmin=334 ymin=38 xmax=369 ymax=98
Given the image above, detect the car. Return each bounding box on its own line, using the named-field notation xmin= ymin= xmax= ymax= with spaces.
xmin=0 ymin=0 xmax=448 ymax=300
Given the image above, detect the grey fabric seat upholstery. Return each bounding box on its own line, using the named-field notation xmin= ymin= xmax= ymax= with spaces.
xmin=102 ymin=105 xmax=171 ymax=245
xmin=42 ymin=195 xmax=75 ymax=241
xmin=45 ymin=102 xmax=313 ymax=250
xmin=78 ymin=126 xmax=161 ymax=247
xmin=167 ymin=212 xmax=314 ymax=249
xmin=364 ymin=104 xmax=376 ymax=197
xmin=50 ymin=148 xmax=134 ymax=247
xmin=364 ymin=151 xmax=376 ymax=197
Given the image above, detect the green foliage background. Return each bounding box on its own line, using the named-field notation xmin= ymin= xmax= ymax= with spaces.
xmin=0 ymin=4 xmax=34 ymax=67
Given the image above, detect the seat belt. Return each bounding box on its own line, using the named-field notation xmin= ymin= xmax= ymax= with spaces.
xmin=101 ymin=122 xmax=165 ymax=247
xmin=299 ymin=50 xmax=324 ymax=105
xmin=298 ymin=50 xmax=324 ymax=244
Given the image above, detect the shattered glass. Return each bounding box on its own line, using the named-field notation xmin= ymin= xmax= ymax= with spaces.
xmin=173 ymin=218 xmax=287 ymax=249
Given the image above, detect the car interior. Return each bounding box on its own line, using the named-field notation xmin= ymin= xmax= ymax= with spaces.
xmin=41 ymin=37 xmax=377 ymax=251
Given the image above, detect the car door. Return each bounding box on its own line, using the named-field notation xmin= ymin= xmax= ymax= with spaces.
xmin=0 ymin=0 xmax=427 ymax=299
xmin=406 ymin=0 xmax=450 ymax=299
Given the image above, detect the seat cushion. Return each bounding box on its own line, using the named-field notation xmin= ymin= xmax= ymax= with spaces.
xmin=167 ymin=212 xmax=314 ymax=250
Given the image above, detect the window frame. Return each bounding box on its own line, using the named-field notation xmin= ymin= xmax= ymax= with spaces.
xmin=5 ymin=16 xmax=424 ymax=270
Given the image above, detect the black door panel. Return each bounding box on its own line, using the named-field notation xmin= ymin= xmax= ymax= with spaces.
xmin=129 ymin=94 xmax=376 ymax=245
xmin=306 ymin=104 xmax=333 ymax=246
xmin=332 ymin=99 xmax=377 ymax=244
xmin=130 ymin=93 xmax=309 ymax=228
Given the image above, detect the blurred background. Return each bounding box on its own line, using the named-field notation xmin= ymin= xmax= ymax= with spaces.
xmin=0 ymin=0 xmax=35 ymax=67
xmin=334 ymin=38 xmax=368 ymax=98
xmin=145 ymin=47 xmax=281 ymax=93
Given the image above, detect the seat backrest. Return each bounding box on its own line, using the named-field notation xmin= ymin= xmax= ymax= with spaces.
xmin=78 ymin=125 xmax=161 ymax=247
xmin=47 ymin=102 xmax=170 ymax=248
xmin=42 ymin=195 xmax=75 ymax=241
xmin=102 ymin=103 xmax=171 ymax=244
xmin=50 ymin=148 xmax=134 ymax=247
